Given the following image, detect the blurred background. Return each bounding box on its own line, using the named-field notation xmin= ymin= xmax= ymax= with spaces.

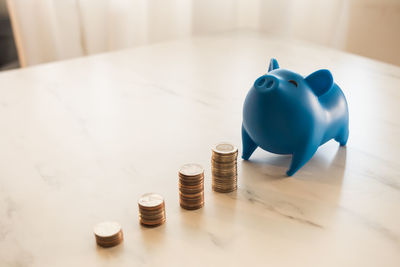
xmin=1 ymin=0 xmax=399 ymax=70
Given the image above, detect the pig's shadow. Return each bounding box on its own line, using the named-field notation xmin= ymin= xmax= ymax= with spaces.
xmin=240 ymin=142 xmax=347 ymax=185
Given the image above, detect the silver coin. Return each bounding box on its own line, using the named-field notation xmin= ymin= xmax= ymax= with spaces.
xmin=138 ymin=193 xmax=164 ymax=208
xmin=93 ymin=221 xmax=122 ymax=238
xmin=179 ymin=163 xmax=204 ymax=177
xmin=212 ymin=142 xmax=238 ymax=155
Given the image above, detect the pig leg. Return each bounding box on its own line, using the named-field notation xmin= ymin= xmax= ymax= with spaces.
xmin=242 ymin=125 xmax=258 ymax=160
xmin=286 ymin=140 xmax=318 ymax=176
xmin=335 ymin=126 xmax=349 ymax=146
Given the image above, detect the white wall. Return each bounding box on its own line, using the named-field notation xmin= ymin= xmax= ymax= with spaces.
xmin=344 ymin=0 xmax=400 ymax=66
xmin=7 ymin=0 xmax=400 ymax=67
xmin=258 ymin=0 xmax=400 ymax=66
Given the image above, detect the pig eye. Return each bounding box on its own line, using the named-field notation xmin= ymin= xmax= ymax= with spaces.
xmin=289 ymin=80 xmax=298 ymax=87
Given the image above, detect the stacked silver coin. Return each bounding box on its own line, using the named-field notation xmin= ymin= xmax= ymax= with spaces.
xmin=179 ymin=163 xmax=204 ymax=210
xmin=211 ymin=142 xmax=238 ymax=193
xmin=93 ymin=221 xmax=124 ymax=247
xmin=138 ymin=193 xmax=166 ymax=227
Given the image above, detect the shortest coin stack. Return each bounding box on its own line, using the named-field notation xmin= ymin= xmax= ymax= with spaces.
xmin=179 ymin=163 xmax=205 ymax=210
xmin=138 ymin=193 xmax=166 ymax=227
xmin=93 ymin=221 xmax=123 ymax=248
xmin=211 ymin=142 xmax=238 ymax=193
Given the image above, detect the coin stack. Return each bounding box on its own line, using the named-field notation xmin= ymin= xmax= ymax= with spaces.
xmin=179 ymin=163 xmax=204 ymax=210
xmin=93 ymin=221 xmax=123 ymax=248
xmin=138 ymin=193 xmax=166 ymax=227
xmin=211 ymin=142 xmax=238 ymax=193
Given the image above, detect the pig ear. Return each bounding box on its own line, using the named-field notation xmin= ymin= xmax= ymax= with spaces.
xmin=305 ymin=69 xmax=333 ymax=97
xmin=268 ymin=58 xmax=279 ymax=72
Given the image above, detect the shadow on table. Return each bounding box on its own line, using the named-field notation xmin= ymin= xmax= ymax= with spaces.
xmin=95 ymin=241 xmax=125 ymax=257
xmin=238 ymin=146 xmax=347 ymax=227
xmin=138 ymin=222 xmax=167 ymax=248
xmin=240 ymin=144 xmax=347 ymax=184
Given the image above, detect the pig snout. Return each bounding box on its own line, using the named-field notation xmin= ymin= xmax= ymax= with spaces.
xmin=254 ymin=75 xmax=279 ymax=92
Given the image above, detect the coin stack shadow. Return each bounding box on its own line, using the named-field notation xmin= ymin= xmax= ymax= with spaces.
xmin=138 ymin=193 xmax=166 ymax=227
xmin=211 ymin=142 xmax=238 ymax=193
xmin=179 ymin=163 xmax=204 ymax=210
xmin=93 ymin=221 xmax=124 ymax=248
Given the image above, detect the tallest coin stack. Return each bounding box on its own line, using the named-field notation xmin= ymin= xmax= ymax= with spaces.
xmin=211 ymin=142 xmax=238 ymax=193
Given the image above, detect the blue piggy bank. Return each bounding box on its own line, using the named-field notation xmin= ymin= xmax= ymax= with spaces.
xmin=242 ymin=59 xmax=349 ymax=176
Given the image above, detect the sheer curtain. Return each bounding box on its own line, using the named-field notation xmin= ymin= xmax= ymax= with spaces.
xmin=6 ymin=0 xmax=400 ymax=67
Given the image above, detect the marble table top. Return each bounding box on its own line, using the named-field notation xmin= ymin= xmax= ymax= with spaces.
xmin=0 ymin=32 xmax=399 ymax=267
